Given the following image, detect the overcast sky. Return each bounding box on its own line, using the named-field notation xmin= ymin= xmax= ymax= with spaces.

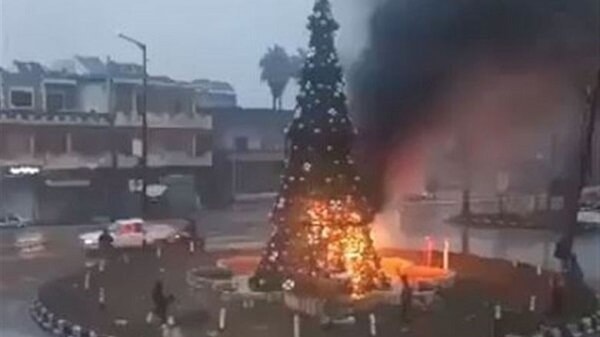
xmin=0 ymin=0 xmax=374 ymax=108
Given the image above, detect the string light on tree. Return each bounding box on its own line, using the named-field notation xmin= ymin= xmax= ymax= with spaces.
xmin=282 ymin=279 xmax=296 ymax=291
xmin=303 ymin=162 xmax=312 ymax=172
xmin=251 ymin=0 xmax=388 ymax=298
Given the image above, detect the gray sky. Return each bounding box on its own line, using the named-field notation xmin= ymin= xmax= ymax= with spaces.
xmin=0 ymin=0 xmax=374 ymax=108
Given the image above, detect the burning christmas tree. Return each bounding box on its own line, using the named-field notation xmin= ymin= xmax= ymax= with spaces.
xmin=251 ymin=0 xmax=388 ymax=299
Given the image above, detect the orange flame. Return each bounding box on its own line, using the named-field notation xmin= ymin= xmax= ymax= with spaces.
xmin=305 ymin=200 xmax=386 ymax=298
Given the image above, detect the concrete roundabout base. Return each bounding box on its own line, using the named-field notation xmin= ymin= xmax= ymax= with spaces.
xmin=33 ymin=245 xmax=599 ymax=337
xmin=209 ymin=253 xmax=457 ymax=317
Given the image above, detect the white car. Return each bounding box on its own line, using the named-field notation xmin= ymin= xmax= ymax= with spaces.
xmin=578 ymin=206 xmax=600 ymax=228
xmin=79 ymin=218 xmax=178 ymax=250
xmin=0 ymin=213 xmax=31 ymax=229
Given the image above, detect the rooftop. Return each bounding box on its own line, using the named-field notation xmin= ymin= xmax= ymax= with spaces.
xmin=74 ymin=56 xmax=106 ymax=75
xmin=4 ymin=57 xmax=235 ymax=94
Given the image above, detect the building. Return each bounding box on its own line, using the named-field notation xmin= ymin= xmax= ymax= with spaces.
xmin=0 ymin=57 xmax=235 ymax=223
xmin=190 ymin=79 xmax=237 ymax=108
xmin=207 ymin=107 xmax=293 ymax=205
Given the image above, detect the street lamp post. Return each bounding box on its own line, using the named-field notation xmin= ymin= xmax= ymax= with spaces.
xmin=566 ymin=70 xmax=599 ymax=256
xmin=118 ymin=33 xmax=148 ymax=217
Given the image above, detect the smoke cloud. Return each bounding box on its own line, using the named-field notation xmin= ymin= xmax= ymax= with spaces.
xmin=350 ymin=0 xmax=599 ymax=210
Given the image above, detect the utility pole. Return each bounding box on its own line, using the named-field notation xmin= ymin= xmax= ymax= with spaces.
xmin=457 ymin=124 xmax=472 ymax=255
xmin=0 ymin=170 xmax=4 ymax=214
xmin=558 ymin=69 xmax=599 ymax=266
xmin=580 ymin=70 xmax=599 ymax=197
xmin=231 ymin=153 xmax=237 ymax=200
xmin=107 ymin=55 xmax=118 ymax=221
xmin=458 ymin=126 xmax=472 ymax=217
xmin=117 ymin=33 xmax=148 ymax=218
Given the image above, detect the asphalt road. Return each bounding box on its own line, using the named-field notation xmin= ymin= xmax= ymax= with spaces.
xmin=0 ymin=203 xmax=272 ymax=337
xmin=0 ymin=225 xmax=94 ymax=337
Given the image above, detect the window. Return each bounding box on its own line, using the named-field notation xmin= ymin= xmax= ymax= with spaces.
xmin=46 ymin=92 xmax=65 ymax=112
xmin=10 ymin=89 xmax=33 ymax=108
xmin=234 ymin=136 xmax=249 ymax=152
xmin=174 ymin=100 xmax=182 ymax=113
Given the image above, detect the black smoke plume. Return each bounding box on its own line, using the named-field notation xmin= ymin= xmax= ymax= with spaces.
xmin=351 ymin=0 xmax=599 ymax=210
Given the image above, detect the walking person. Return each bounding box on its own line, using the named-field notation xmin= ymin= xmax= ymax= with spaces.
xmin=183 ymin=218 xmax=197 ymax=240
xmin=184 ymin=217 xmax=204 ymax=252
xmin=98 ymin=229 xmax=114 ymax=260
xmin=152 ymin=281 xmax=175 ymax=325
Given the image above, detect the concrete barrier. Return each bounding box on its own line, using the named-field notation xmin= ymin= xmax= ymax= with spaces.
xmin=29 ymin=299 xmax=102 ymax=337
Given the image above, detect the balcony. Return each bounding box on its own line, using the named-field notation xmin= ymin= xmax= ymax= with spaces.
xmin=0 ymin=153 xmax=112 ymax=171
xmin=1 ymin=150 xmax=212 ymax=171
xmin=118 ymin=151 xmax=212 ymax=168
xmin=0 ymin=110 xmax=212 ymax=131
xmin=114 ymin=111 xmax=212 ymax=130
xmin=0 ymin=110 xmax=111 ymax=126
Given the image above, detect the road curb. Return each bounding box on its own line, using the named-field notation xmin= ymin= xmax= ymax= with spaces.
xmin=29 ymin=299 xmax=105 ymax=337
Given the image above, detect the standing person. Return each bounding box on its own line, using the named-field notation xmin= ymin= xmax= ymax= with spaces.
xmin=98 ymin=229 xmax=114 ymax=259
xmin=400 ymin=274 xmax=413 ymax=324
xmin=183 ymin=218 xmax=197 ymax=240
xmin=184 ymin=217 xmax=204 ymax=252
xmin=554 ymin=236 xmax=571 ymax=274
xmin=152 ymin=281 xmax=175 ymax=325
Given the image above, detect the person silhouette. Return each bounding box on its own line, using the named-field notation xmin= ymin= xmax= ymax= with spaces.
xmin=400 ymin=274 xmax=413 ymax=323
xmin=152 ymin=281 xmax=175 ymax=324
xmin=98 ymin=229 xmax=114 ymax=259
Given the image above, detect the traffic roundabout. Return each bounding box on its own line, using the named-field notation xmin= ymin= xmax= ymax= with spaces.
xmin=32 ymin=245 xmax=598 ymax=337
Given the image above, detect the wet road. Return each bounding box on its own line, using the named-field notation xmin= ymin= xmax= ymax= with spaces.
xmin=0 ymin=225 xmax=94 ymax=337
xmin=1 ymin=201 xmax=598 ymax=337
xmin=0 ymin=204 xmax=273 ymax=337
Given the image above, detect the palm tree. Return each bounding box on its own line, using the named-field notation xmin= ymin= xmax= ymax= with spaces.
xmin=259 ymin=45 xmax=295 ymax=110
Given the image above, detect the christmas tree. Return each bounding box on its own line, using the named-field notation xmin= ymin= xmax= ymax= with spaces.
xmin=251 ymin=0 xmax=388 ymax=299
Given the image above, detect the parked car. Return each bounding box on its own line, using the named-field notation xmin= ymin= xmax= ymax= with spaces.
xmin=577 ymin=204 xmax=600 ymax=229
xmin=0 ymin=213 xmax=31 ymax=229
xmin=79 ymin=218 xmax=178 ymax=250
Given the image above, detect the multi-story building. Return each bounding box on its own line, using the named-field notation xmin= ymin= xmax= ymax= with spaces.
xmin=207 ymin=107 xmax=293 ymax=205
xmin=0 ymin=57 xmax=236 ymax=223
